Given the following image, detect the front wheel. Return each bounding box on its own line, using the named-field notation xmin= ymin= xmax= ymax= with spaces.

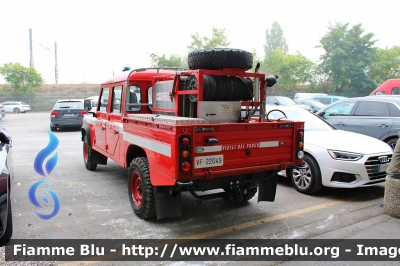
xmin=128 ymin=157 xmax=156 ymax=219
xmin=286 ymin=154 xmax=323 ymax=195
xmin=83 ymin=135 xmax=97 ymax=171
xmin=13 ymin=108 xmax=20 ymax=113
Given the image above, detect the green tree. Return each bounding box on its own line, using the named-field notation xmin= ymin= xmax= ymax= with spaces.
xmin=149 ymin=53 xmax=188 ymax=68
xmin=318 ymin=23 xmax=376 ymax=96
xmin=368 ymin=46 xmax=400 ymax=84
xmin=261 ymin=48 xmax=316 ymax=91
xmin=0 ymin=62 xmax=44 ymax=95
xmin=264 ymin=21 xmax=289 ymax=55
xmin=187 ymin=27 xmax=230 ymax=52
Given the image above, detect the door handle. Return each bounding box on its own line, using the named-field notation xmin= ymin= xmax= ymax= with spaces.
xmin=378 ymin=124 xmax=389 ymax=128
xmin=336 ymin=122 xmax=345 ymax=126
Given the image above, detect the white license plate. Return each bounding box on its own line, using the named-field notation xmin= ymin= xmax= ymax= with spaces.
xmin=63 ymin=114 xmax=76 ymax=117
xmin=378 ymin=164 xmax=388 ymax=172
xmin=194 ymin=155 xmax=223 ymax=169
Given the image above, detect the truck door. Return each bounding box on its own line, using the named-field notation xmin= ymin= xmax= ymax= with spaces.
xmin=94 ymin=87 xmax=109 ymax=151
xmin=106 ymin=85 xmax=123 ymax=157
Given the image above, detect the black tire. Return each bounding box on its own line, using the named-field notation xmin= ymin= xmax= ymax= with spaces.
xmin=13 ymin=108 xmax=20 ymax=113
xmin=386 ymin=138 xmax=398 ymax=150
xmin=242 ymin=182 xmax=258 ymax=201
xmin=50 ymin=124 xmax=57 ymax=131
xmin=286 ymin=154 xmax=323 ymax=195
xmin=83 ymin=135 xmax=97 ymax=171
xmin=188 ymin=48 xmax=253 ymax=70
xmin=128 ymin=157 xmax=156 ymax=219
xmin=0 ymin=194 xmax=13 ymax=243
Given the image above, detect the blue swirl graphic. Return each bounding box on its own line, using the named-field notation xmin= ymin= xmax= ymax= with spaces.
xmin=34 ymin=131 xmax=59 ymax=177
xmin=28 ymin=180 xmax=60 ymax=220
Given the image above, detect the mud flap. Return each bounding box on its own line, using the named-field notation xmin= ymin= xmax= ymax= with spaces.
xmin=94 ymin=152 xmax=108 ymax=165
xmin=154 ymin=187 xmax=182 ymax=219
xmin=257 ymin=173 xmax=278 ymax=202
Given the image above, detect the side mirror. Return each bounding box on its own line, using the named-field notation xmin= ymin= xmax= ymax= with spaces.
xmin=84 ymin=99 xmax=92 ymax=111
xmin=0 ymin=128 xmax=11 ymax=145
xmin=265 ymin=75 xmax=279 ymax=87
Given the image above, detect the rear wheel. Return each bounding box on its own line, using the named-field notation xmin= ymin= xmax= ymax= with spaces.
xmin=83 ymin=135 xmax=97 ymax=170
xmin=50 ymin=124 xmax=57 ymax=131
xmin=287 ymin=154 xmax=323 ymax=195
xmin=128 ymin=157 xmax=156 ymax=219
xmin=0 ymin=194 xmax=13 ymax=243
xmin=224 ymin=182 xmax=258 ymax=203
xmin=13 ymin=108 xmax=20 ymax=113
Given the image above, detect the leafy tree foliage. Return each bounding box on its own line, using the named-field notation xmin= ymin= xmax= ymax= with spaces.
xmin=149 ymin=53 xmax=188 ymax=68
xmin=261 ymin=48 xmax=315 ymax=91
xmin=318 ymin=23 xmax=376 ymax=96
xmin=149 ymin=27 xmax=231 ymax=67
xmin=264 ymin=21 xmax=289 ymax=55
xmin=368 ymin=46 xmax=400 ymax=85
xmin=0 ymin=62 xmax=44 ymax=95
xmin=187 ymin=27 xmax=230 ymax=52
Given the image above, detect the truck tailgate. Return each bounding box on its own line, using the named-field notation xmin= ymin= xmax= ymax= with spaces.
xmin=192 ymin=122 xmax=303 ymax=177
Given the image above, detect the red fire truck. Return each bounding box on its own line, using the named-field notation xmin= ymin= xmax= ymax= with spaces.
xmin=81 ymin=49 xmax=304 ymax=219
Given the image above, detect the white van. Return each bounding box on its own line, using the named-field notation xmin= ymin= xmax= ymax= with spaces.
xmin=294 ymin=93 xmax=327 ymax=102
xmin=86 ymin=96 xmax=99 ymax=108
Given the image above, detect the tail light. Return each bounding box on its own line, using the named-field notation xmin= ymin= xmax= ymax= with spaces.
xmin=50 ymin=110 xmax=60 ymax=117
xmin=296 ymin=129 xmax=304 ymax=159
xmin=179 ymin=135 xmax=191 ymax=173
xmin=78 ymin=110 xmax=88 ymax=115
xmin=181 ymin=162 xmax=191 ymax=172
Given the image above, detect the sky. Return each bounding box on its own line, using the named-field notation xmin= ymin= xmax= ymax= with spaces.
xmin=1 ymin=0 xmax=399 ymax=84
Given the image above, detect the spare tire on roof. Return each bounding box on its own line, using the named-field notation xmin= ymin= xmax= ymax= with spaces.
xmin=188 ymin=48 xmax=253 ymax=70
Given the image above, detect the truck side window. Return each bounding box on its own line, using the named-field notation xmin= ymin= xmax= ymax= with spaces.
xmin=391 ymin=88 xmax=400 ymax=95
xmin=112 ymin=86 xmax=122 ymax=114
xmin=147 ymin=86 xmax=153 ymax=111
xmin=99 ymin=88 xmax=109 ymax=112
xmin=129 ymin=85 xmax=141 ymax=111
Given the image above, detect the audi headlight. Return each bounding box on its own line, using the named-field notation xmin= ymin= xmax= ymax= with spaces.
xmin=328 ymin=150 xmax=363 ymax=161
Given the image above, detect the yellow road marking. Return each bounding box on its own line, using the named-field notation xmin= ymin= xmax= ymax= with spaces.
xmin=60 ymin=191 xmax=380 ymax=265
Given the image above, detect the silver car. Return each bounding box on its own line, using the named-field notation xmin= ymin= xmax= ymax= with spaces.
xmin=316 ymin=95 xmax=400 ymax=149
xmin=50 ymin=99 xmax=91 ymax=131
xmin=2 ymin=101 xmax=30 ymax=113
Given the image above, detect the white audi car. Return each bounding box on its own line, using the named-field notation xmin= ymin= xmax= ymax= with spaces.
xmin=266 ymin=105 xmax=393 ymax=195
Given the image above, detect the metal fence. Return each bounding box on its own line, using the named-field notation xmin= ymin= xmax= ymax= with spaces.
xmin=0 ymin=93 xmax=98 ymax=111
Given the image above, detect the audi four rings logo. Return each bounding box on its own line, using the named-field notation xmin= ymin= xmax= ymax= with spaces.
xmin=378 ymin=156 xmax=390 ymax=163
xmin=28 ymin=131 xmax=60 ymax=220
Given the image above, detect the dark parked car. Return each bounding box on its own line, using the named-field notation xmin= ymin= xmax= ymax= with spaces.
xmin=266 ymin=96 xmax=313 ymax=112
xmin=295 ymin=99 xmax=326 ymax=113
xmin=0 ymin=127 xmax=14 ymax=243
xmin=316 ymin=95 xmax=400 ymax=149
xmin=50 ymin=99 xmax=91 ymax=131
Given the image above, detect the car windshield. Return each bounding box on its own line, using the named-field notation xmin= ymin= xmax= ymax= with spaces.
xmin=308 ymin=100 xmax=326 ymax=108
xmin=269 ymin=109 xmax=334 ymax=131
xmin=277 ymin=97 xmax=296 ymax=105
xmin=56 ymin=101 xmax=83 ymax=109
